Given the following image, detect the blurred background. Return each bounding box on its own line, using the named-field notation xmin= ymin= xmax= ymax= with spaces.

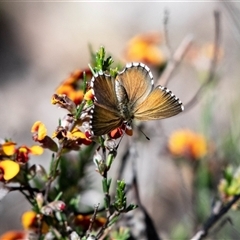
xmin=1 ymin=1 xmax=240 ymax=239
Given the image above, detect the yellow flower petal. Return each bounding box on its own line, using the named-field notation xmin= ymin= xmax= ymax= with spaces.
xmin=18 ymin=147 xmax=27 ymax=153
xmin=71 ymin=129 xmax=86 ymax=138
xmin=31 ymin=121 xmax=41 ymax=132
xmin=84 ymin=89 xmax=94 ymax=101
xmin=0 ymin=160 xmax=20 ymax=180
xmin=29 ymin=145 xmax=44 ymax=155
xmin=2 ymin=142 xmax=16 ymax=156
xmin=22 ymin=211 xmax=36 ymax=230
xmin=38 ymin=125 xmax=47 ymax=141
xmin=21 ymin=210 xmax=49 ymax=233
xmin=31 ymin=121 xmax=47 ymax=141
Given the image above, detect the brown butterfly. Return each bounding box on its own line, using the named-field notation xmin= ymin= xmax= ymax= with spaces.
xmin=89 ymin=62 xmax=183 ymax=136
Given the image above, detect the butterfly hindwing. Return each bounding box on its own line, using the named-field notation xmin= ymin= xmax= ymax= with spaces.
xmin=133 ymin=86 xmax=183 ymax=120
xmin=116 ymin=63 xmax=153 ymax=108
xmin=89 ymin=103 xmax=123 ymax=136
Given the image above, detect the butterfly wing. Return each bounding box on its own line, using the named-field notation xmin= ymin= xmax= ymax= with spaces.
xmin=91 ymin=72 xmax=118 ymax=109
xmin=90 ymin=72 xmax=123 ymax=136
xmin=133 ymin=86 xmax=184 ymax=120
xmin=116 ymin=63 xmax=154 ymax=108
xmin=89 ymin=103 xmax=123 ymax=136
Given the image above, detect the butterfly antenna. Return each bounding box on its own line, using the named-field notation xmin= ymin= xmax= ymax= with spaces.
xmin=139 ymin=128 xmax=150 ymax=141
xmin=116 ymin=132 xmax=125 ymax=149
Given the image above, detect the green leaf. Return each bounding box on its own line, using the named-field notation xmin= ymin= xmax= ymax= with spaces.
xmin=90 ymin=46 xmax=114 ymax=73
xmin=102 ymin=178 xmax=108 ymax=193
xmin=106 ymin=153 xmax=114 ymax=169
xmin=125 ymin=204 xmax=138 ymax=212
xmin=108 ymin=215 xmax=119 ymax=226
xmin=102 ymin=178 xmax=112 ymax=193
xmin=111 ymin=228 xmax=130 ymax=240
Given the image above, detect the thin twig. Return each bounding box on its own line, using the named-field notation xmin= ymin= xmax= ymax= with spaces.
xmin=86 ymin=203 xmax=100 ymax=237
xmin=9 ymin=185 xmax=40 ymax=193
xmin=191 ymin=194 xmax=240 ymax=240
xmin=9 ymin=185 xmax=40 ymax=205
xmin=98 ymin=225 xmax=112 ymax=240
xmin=44 ymin=145 xmax=63 ymax=202
xmin=184 ymin=10 xmax=221 ymax=111
xmin=95 ymin=211 xmax=119 ymax=239
xmin=158 ymin=34 xmax=193 ymax=86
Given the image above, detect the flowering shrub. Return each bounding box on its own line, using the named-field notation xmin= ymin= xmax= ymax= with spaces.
xmin=0 ymin=47 xmax=141 ymax=240
xmin=1 ymin=26 xmax=240 ymax=240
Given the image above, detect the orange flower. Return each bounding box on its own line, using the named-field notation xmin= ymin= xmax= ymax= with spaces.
xmin=123 ymin=32 xmax=166 ymax=66
xmin=22 ymin=211 xmax=37 ymax=230
xmin=61 ymin=69 xmax=84 ymax=85
xmin=52 ymin=126 xmax=92 ymax=151
xmin=56 ymin=85 xmax=84 ymax=106
xmin=84 ymin=89 xmax=94 ymax=101
xmin=21 ymin=211 xmax=49 ymax=233
xmin=71 ymin=90 xmax=84 ymax=105
xmin=168 ymin=129 xmax=207 ymax=160
xmin=0 ymin=141 xmax=16 ymax=156
xmin=67 ymin=128 xmax=92 ymax=145
xmin=31 ymin=121 xmax=47 ymax=141
xmin=15 ymin=145 xmax=43 ymax=163
xmin=0 ymin=231 xmax=28 ymax=240
xmin=51 ymin=94 xmax=77 ymax=113
xmin=52 ymin=126 xmax=68 ymax=140
xmin=31 ymin=121 xmax=58 ymax=152
xmin=55 ymin=68 xmax=92 ymax=105
xmin=0 ymin=160 xmax=20 ymax=181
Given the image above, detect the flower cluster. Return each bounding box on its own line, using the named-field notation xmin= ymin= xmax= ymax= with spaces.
xmin=123 ymin=31 xmax=167 ymax=67
xmin=30 ymin=67 xmax=96 ymax=154
xmin=0 ymin=197 xmax=66 ymax=240
xmin=0 ymin=140 xmax=43 ymax=181
xmin=168 ymin=129 xmax=207 ymax=161
xmin=55 ymin=68 xmax=92 ymax=106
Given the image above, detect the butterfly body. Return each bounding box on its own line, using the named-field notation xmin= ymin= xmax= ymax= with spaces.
xmin=90 ymin=62 xmax=183 ymax=136
xmin=114 ymin=79 xmax=133 ymax=121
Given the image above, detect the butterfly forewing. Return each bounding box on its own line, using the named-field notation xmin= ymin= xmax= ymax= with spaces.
xmin=91 ymin=73 xmax=118 ymax=110
xmin=90 ymin=73 xmax=123 ymax=135
xmin=133 ymin=86 xmax=183 ymax=120
xmin=116 ymin=63 xmax=153 ymax=108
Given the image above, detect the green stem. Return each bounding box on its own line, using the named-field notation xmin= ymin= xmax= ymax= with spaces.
xmin=44 ymin=144 xmax=63 ymax=202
